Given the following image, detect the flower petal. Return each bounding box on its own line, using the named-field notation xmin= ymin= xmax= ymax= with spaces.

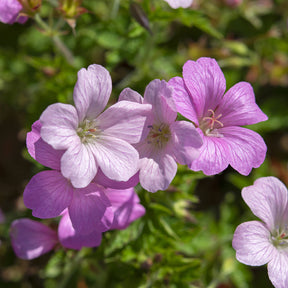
xmin=106 ymin=187 xmax=145 ymax=230
xmin=58 ymin=212 xmax=102 ymax=250
xmin=168 ymin=76 xmax=199 ymax=125
xmin=40 ymin=103 xmax=80 ymax=150
xmin=182 ymin=58 xmax=226 ymax=118
xmin=93 ymin=169 xmax=140 ymax=189
xmin=73 ymin=64 xmax=112 ymax=122
xmin=139 ymin=151 xmax=177 ymax=192
xmin=242 ymin=177 xmax=288 ymax=231
xmin=10 ymin=219 xmax=58 ymax=260
xmin=97 ymin=100 xmax=152 ymax=144
xmin=170 ymin=121 xmax=202 ymax=166
xmin=61 ymin=143 xmax=98 ymax=188
xmin=220 ymin=126 xmax=267 ymax=175
xmin=68 ymin=183 xmax=113 ymax=235
xmin=232 ymin=221 xmax=276 ymax=266
xmin=0 ymin=0 xmax=28 ymax=24
xmin=118 ymin=88 xmax=143 ymax=103
xmin=26 ymin=120 xmax=64 ymax=170
xmin=163 ymin=0 xmax=193 ymax=8
xmin=143 ymin=79 xmax=177 ymax=125
xmin=90 ymin=136 xmax=139 ymax=182
xmin=268 ymin=251 xmax=288 ymax=288
xmin=188 ymin=129 xmax=229 ymax=175
xmin=218 ymin=82 xmax=268 ymax=126
xmin=23 ymin=170 xmax=73 ymax=218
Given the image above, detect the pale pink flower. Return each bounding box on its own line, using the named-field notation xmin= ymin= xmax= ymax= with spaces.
xmin=0 ymin=0 xmax=28 ymax=24
xmin=233 ymin=177 xmax=288 ymax=288
xmin=40 ymin=64 xmax=151 ymax=188
xmin=119 ymin=79 xmax=202 ymax=192
xmin=168 ymin=57 xmax=268 ymax=176
xmin=163 ymin=0 xmax=193 ymax=8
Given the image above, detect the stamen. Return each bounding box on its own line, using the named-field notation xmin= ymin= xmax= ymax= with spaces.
xmin=202 ymin=109 xmax=224 ymax=130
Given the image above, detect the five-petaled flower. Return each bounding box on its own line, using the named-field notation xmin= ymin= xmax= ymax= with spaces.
xmin=40 ymin=64 xmax=151 ymax=188
xmin=168 ymin=57 xmax=268 ymax=176
xmin=119 ymin=79 xmax=203 ymax=192
xmin=233 ymin=176 xmax=288 ymax=288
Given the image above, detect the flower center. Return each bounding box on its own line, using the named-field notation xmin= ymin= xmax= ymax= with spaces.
xmin=146 ymin=123 xmax=171 ymax=149
xmin=271 ymin=228 xmax=288 ymax=249
xmin=199 ymin=109 xmax=224 ymax=137
xmin=77 ymin=119 xmax=100 ymax=143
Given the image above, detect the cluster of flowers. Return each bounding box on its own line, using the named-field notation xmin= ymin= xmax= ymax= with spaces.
xmin=10 ymin=57 xmax=268 ymax=260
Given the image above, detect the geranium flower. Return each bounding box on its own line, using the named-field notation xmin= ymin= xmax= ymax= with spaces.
xmin=119 ymin=79 xmax=203 ymax=192
xmin=233 ymin=176 xmax=288 ymax=288
xmin=40 ymin=64 xmax=151 ymax=188
xmin=0 ymin=0 xmax=28 ymax=24
xmin=168 ymin=57 xmax=268 ymax=175
xmin=163 ymin=0 xmax=193 ymax=8
xmin=24 ymin=120 xmax=114 ymax=236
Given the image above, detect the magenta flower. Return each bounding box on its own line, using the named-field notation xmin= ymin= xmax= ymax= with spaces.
xmin=40 ymin=64 xmax=151 ymax=188
xmin=10 ymin=218 xmax=58 ymax=260
xmin=163 ymin=0 xmax=193 ymax=8
xmin=24 ymin=120 xmax=114 ymax=235
xmin=0 ymin=0 xmax=28 ymax=24
xmin=168 ymin=57 xmax=268 ymax=176
xmin=233 ymin=177 xmax=288 ymax=288
xmin=119 ymin=79 xmax=202 ymax=192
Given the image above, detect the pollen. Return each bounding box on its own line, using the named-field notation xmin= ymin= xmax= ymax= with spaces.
xmin=77 ymin=119 xmax=100 ymax=143
xmin=146 ymin=123 xmax=171 ymax=149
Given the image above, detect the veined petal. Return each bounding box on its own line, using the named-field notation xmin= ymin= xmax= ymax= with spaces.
xmin=24 ymin=170 xmax=73 ymax=218
xmin=220 ymin=126 xmax=267 ymax=176
xmin=106 ymin=187 xmax=145 ymax=230
xmin=182 ymin=58 xmax=226 ymax=118
xmin=58 ymin=212 xmax=102 ymax=250
xmin=93 ymin=169 xmax=140 ymax=189
xmin=118 ymin=88 xmax=143 ymax=103
xmin=68 ymin=183 xmax=113 ymax=235
xmin=40 ymin=103 xmax=80 ymax=150
xmin=268 ymin=251 xmax=288 ymax=288
xmin=170 ymin=121 xmax=202 ymax=166
xmin=218 ymin=82 xmax=268 ymax=126
xmin=189 ymin=129 xmax=229 ymax=175
xmin=10 ymin=219 xmax=58 ymax=260
xmin=26 ymin=120 xmax=63 ymax=170
xmin=97 ymin=100 xmax=152 ymax=144
xmin=61 ymin=143 xmax=98 ymax=189
xmin=232 ymin=221 xmax=276 ymax=266
xmin=73 ymin=64 xmax=112 ymax=122
xmin=90 ymin=136 xmax=139 ymax=182
xmin=242 ymin=177 xmax=288 ymax=231
xmin=143 ymin=79 xmax=177 ymax=125
xmin=139 ymin=152 xmax=177 ymax=192
xmin=0 ymin=0 xmax=28 ymax=24
xmin=168 ymin=76 xmax=199 ymax=125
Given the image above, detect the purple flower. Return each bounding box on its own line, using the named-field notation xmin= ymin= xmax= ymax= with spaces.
xmin=232 ymin=177 xmax=288 ymax=288
xmin=40 ymin=64 xmax=151 ymax=188
xmin=168 ymin=57 xmax=268 ymax=176
xmin=10 ymin=218 xmax=58 ymax=260
xmin=163 ymin=0 xmax=193 ymax=8
xmin=106 ymin=187 xmax=146 ymax=230
xmin=0 ymin=0 xmax=28 ymax=24
xmin=119 ymin=79 xmax=202 ymax=192
xmin=24 ymin=120 xmax=114 ymax=236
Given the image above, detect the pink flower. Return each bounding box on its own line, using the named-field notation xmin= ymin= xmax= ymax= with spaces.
xmin=232 ymin=177 xmax=288 ymax=288
xmin=163 ymin=0 xmax=193 ymax=8
xmin=0 ymin=0 xmax=28 ymax=24
xmin=24 ymin=120 xmax=114 ymax=236
xmin=119 ymin=79 xmax=202 ymax=192
xmin=168 ymin=57 xmax=268 ymax=176
xmin=10 ymin=218 xmax=58 ymax=260
xmin=40 ymin=64 xmax=151 ymax=188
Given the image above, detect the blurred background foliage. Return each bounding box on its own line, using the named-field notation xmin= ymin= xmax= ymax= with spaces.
xmin=0 ymin=0 xmax=287 ymax=287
